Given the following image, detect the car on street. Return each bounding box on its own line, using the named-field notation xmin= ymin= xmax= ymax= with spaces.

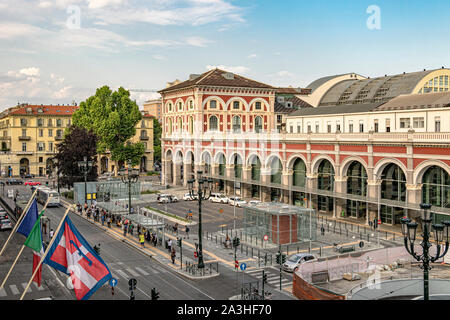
xmin=209 ymin=193 xmax=229 ymax=204
xmin=0 ymin=218 xmax=12 ymax=231
xmin=24 ymin=180 xmax=41 ymax=186
xmin=248 ymin=200 xmax=262 ymax=206
xmin=0 ymin=212 xmax=8 ymax=220
xmin=157 ymin=194 xmax=178 ymax=203
xmin=228 ymin=197 xmax=247 ymax=207
xmin=6 ymin=178 xmax=23 ymax=185
xmin=182 ymin=193 xmax=198 ymax=201
xmin=21 ymin=173 xmax=35 ymax=179
xmin=282 ymin=253 xmax=317 ymax=272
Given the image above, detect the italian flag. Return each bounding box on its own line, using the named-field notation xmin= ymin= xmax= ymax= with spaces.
xmin=24 ymin=211 xmax=45 ymax=287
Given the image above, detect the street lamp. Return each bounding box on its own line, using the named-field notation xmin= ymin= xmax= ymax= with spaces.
xmin=77 ymin=156 xmax=93 ymax=205
xmin=187 ymin=171 xmax=213 ymax=269
xmin=119 ymin=160 xmax=139 ymax=216
xmin=51 ymin=156 xmax=60 ymax=194
xmin=400 ymin=203 xmax=450 ymax=300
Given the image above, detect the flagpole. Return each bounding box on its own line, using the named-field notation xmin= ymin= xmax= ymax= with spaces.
xmin=0 ymin=196 xmax=53 ymax=289
xmin=0 ymin=189 xmax=38 ymax=257
xmin=19 ymin=204 xmax=74 ymax=300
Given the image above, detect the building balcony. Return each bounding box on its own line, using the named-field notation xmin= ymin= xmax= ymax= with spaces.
xmin=0 ymin=136 xmax=11 ymax=140
xmin=18 ymin=136 xmax=31 ymax=141
xmin=54 ymin=136 xmax=64 ymax=141
xmin=140 ymin=136 xmax=149 ymax=141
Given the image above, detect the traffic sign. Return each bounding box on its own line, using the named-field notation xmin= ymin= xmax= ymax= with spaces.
xmin=128 ymin=278 xmax=137 ymax=290
xmin=240 ymin=263 xmax=247 ymax=271
xmin=378 ymin=219 xmax=381 ymax=225
xmin=235 ymin=260 xmax=239 ymax=269
xmin=263 ymin=235 xmax=269 ymax=241
xmin=109 ymin=278 xmax=118 ymax=287
xmin=219 ymin=208 xmax=224 ymax=214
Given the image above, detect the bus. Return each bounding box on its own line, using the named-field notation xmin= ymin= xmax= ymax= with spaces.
xmin=36 ymin=186 xmax=60 ymax=207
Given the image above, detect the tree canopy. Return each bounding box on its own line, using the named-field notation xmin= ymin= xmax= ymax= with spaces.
xmin=72 ymin=86 xmax=144 ymax=166
xmin=55 ymin=126 xmax=98 ymax=188
xmin=153 ymin=118 xmax=162 ymax=163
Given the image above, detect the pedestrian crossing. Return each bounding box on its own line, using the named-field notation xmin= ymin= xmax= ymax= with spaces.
xmin=109 ymin=264 xmax=169 ymax=283
xmin=0 ymin=282 xmax=45 ymax=298
xmin=244 ymin=269 xmax=292 ymax=288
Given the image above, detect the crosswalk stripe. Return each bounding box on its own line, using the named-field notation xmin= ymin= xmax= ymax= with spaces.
xmin=125 ymin=268 xmax=140 ymax=277
xmin=135 ymin=267 xmax=149 ymax=276
xmin=21 ymin=283 xmax=32 ymax=293
xmin=115 ymin=269 xmax=129 ymax=280
xmin=10 ymin=285 xmax=19 ymax=295
xmin=33 ymin=283 xmax=44 ymax=291
xmin=0 ymin=287 xmax=6 ymax=297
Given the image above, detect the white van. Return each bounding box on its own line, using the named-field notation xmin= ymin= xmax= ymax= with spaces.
xmin=209 ymin=193 xmax=229 ymax=204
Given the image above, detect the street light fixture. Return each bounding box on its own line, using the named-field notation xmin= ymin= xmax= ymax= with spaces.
xmin=400 ymin=203 xmax=450 ymax=300
xmin=119 ymin=159 xmax=139 ymax=216
xmin=187 ymin=171 xmax=213 ymax=269
xmin=77 ymin=156 xmax=93 ymax=205
xmin=51 ymin=156 xmax=60 ymax=194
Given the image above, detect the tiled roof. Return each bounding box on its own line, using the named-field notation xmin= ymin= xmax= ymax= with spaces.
xmin=374 ymin=91 xmax=450 ymax=111
xmin=275 ymin=96 xmax=313 ymax=114
xmin=7 ymin=104 xmax=78 ymax=116
xmin=158 ymin=68 xmax=275 ymax=93
xmin=289 ymin=102 xmax=384 ymax=117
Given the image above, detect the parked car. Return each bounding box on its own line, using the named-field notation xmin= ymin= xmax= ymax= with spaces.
xmin=248 ymin=200 xmax=262 ymax=206
xmin=6 ymin=178 xmax=23 ymax=185
xmin=24 ymin=180 xmax=41 ymax=186
xmin=22 ymin=174 xmax=35 ymax=179
xmin=228 ymin=197 xmax=247 ymax=207
xmin=282 ymin=253 xmax=317 ymax=272
xmin=157 ymin=194 xmax=178 ymax=203
xmin=209 ymin=193 xmax=229 ymax=204
xmin=0 ymin=218 xmax=12 ymax=231
xmin=182 ymin=193 xmax=198 ymax=201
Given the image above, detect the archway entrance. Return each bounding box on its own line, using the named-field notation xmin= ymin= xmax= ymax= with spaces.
xmin=20 ymin=158 xmax=30 ymax=176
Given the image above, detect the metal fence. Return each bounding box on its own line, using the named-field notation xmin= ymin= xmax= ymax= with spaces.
xmin=184 ymin=261 xmax=219 ymax=276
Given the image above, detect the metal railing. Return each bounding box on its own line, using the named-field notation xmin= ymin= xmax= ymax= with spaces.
xmin=184 ymin=261 xmax=219 ymax=276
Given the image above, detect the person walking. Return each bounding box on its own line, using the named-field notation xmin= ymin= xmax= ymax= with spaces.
xmin=167 ymin=238 xmax=172 ymax=252
xmin=49 ymin=229 xmax=54 ymax=240
xmin=123 ymin=220 xmax=128 ymax=237
xmin=139 ymin=233 xmax=145 ymax=248
xmin=107 ymin=215 xmax=111 ymax=228
xmin=153 ymin=233 xmax=158 ymax=247
xmin=101 ymin=212 xmax=105 ymax=226
xmin=170 ymin=247 xmax=176 ymax=264
xmin=185 ymin=225 xmax=190 ymax=239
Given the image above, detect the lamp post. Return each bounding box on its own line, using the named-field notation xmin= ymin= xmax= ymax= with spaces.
xmin=400 ymin=203 xmax=450 ymax=300
xmin=119 ymin=160 xmax=139 ymax=216
xmin=77 ymin=156 xmax=93 ymax=205
xmin=187 ymin=171 xmax=212 ymax=269
xmin=51 ymin=156 xmax=60 ymax=194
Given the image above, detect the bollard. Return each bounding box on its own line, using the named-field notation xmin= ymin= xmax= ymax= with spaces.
xmin=215 ymin=235 xmax=217 ymax=244
xmin=251 ymin=247 xmax=253 ymax=257
xmin=297 ymin=245 xmax=299 ymax=253
xmin=367 ymin=234 xmax=370 ymax=242
xmin=258 ymin=250 xmax=260 ymax=267
xmin=385 ymin=231 xmax=388 ymax=240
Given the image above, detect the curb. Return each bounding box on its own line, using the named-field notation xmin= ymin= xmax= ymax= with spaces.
xmin=61 ymin=200 xmax=220 ymax=280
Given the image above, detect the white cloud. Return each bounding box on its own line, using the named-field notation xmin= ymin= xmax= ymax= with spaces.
xmin=248 ymin=53 xmax=258 ymax=59
xmin=276 ymin=70 xmax=295 ymax=78
xmin=87 ymin=0 xmax=123 ymax=9
xmin=185 ymin=37 xmax=211 ymax=47
xmin=20 ymin=67 xmax=40 ymax=77
xmin=152 ymin=55 xmax=167 ymax=60
xmin=206 ymin=65 xmax=250 ymax=74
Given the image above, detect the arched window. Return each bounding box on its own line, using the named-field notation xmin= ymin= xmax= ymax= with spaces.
xmin=189 ymin=117 xmax=194 ymax=135
xmin=232 ymin=116 xmax=241 ymax=133
xmin=422 ymin=166 xmax=450 ymax=208
xmin=254 ymin=116 xmax=263 ymax=133
xmin=209 ymin=116 xmax=218 ymax=131
xmin=178 ymin=118 xmax=183 ymax=133
xmin=168 ymin=103 xmax=172 ymax=112
xmin=292 ymin=158 xmax=306 ymax=187
xmin=270 ymin=157 xmax=283 ymax=184
xmin=168 ymin=118 xmax=172 ymax=134
xmin=250 ymin=156 xmax=261 ymax=181
xmin=381 ymin=163 xmax=406 ymax=201
xmin=346 ymin=161 xmax=368 ymax=196
xmin=233 ymin=154 xmax=243 ymax=179
xmin=318 ymin=160 xmax=334 ymax=191
xmin=217 ymin=154 xmax=226 ymax=176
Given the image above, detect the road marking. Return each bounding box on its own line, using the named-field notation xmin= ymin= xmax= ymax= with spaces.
xmin=33 ymin=283 xmax=44 ymax=291
xmin=115 ymin=269 xmax=129 ymax=280
xmin=0 ymin=287 xmax=6 ymax=297
xmin=9 ymin=285 xmax=19 ymax=295
xmin=135 ymin=267 xmax=149 ymax=276
xmin=21 ymin=283 xmax=32 ymax=293
xmin=125 ymin=268 xmax=140 ymax=277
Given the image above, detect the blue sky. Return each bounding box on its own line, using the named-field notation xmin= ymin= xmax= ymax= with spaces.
xmin=0 ymin=0 xmax=449 ymax=110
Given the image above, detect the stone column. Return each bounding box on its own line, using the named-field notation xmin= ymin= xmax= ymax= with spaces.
xmin=173 ymin=162 xmax=182 ymax=186
xmin=282 ymin=169 xmax=292 ymax=204
xmin=225 ymin=164 xmax=234 ymax=195
xmin=367 ymin=179 xmax=381 ymax=225
xmin=261 ymin=168 xmax=271 ymax=202
xmin=406 ymin=184 xmax=423 ymax=220
xmin=334 ymin=176 xmax=347 ymax=219
xmin=306 ymin=173 xmax=318 ymax=210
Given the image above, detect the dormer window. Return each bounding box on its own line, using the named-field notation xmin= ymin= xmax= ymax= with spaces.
xmin=255 ymin=102 xmax=261 ymax=110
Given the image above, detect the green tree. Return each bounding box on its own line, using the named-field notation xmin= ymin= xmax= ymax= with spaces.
xmin=153 ymin=118 xmax=162 ymax=163
xmin=73 ymin=86 xmax=144 ymax=167
xmin=55 ymin=126 xmax=98 ymax=188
